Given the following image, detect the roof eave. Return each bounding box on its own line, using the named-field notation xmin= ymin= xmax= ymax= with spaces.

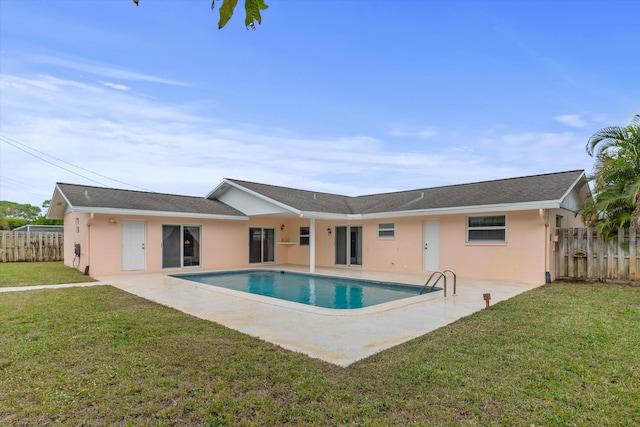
xmin=560 ymin=171 xmax=592 ymax=202
xmin=298 ymin=211 xmax=357 ymax=220
xmin=356 ymin=200 xmax=563 ymax=220
xmin=206 ymin=179 xmax=231 ymax=199
xmin=68 ymin=206 xmax=248 ymax=220
xmin=46 ymin=184 xmax=73 ymax=220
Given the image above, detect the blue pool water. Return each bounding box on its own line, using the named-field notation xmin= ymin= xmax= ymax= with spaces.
xmin=172 ymin=270 xmax=439 ymax=309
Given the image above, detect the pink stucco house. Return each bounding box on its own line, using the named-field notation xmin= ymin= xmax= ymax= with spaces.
xmin=47 ymin=170 xmax=590 ymax=284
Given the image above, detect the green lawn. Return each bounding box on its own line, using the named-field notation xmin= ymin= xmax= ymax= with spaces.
xmin=0 ymin=265 xmax=638 ymax=425
xmin=0 ymin=261 xmax=95 ymax=287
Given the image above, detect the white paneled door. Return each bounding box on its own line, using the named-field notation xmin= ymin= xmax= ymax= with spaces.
xmin=122 ymin=220 xmax=146 ymax=271
xmin=422 ymin=220 xmax=440 ymax=271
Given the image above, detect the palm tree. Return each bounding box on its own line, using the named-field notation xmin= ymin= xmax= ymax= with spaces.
xmin=582 ymin=114 xmax=640 ymax=237
xmin=132 ymin=0 xmax=268 ymax=29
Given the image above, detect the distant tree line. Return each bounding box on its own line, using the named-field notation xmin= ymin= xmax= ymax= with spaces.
xmin=0 ymin=200 xmax=62 ymax=230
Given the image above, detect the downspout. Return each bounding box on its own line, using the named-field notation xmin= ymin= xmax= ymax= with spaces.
xmin=539 ymin=209 xmax=550 ymax=283
xmin=85 ymin=213 xmax=93 ymax=275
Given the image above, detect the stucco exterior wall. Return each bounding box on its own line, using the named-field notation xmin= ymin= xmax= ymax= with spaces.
xmin=279 ymin=219 xmax=310 ymax=265
xmin=439 ymin=211 xmax=547 ymax=283
xmin=275 ymin=212 xmax=550 ymax=284
xmin=68 ymin=214 xmax=254 ymax=277
xmin=86 ymin=215 xmax=124 ymax=276
xmin=285 ymin=212 xmax=549 ymax=284
xmin=311 ymin=220 xmax=338 ymax=267
xmin=63 ymin=212 xmax=91 ymax=273
xmin=78 ymin=215 xmax=308 ymax=277
xmin=69 ymin=208 xmax=578 ymax=284
xmin=359 ymin=217 xmax=423 ymax=273
xmin=306 ymin=211 xmax=549 ymax=284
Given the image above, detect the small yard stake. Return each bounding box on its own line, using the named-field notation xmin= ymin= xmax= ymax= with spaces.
xmin=483 ymin=293 xmax=491 ymax=310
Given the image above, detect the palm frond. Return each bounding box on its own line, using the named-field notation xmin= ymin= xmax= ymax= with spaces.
xmin=581 ymin=114 xmax=640 ymax=237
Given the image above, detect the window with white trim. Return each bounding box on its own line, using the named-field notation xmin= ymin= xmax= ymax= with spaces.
xmin=378 ymin=222 xmax=395 ymax=238
xmin=555 ymin=215 xmax=563 ymax=228
xmin=299 ymin=226 xmax=310 ymax=246
xmin=467 ymin=215 xmax=506 ymax=242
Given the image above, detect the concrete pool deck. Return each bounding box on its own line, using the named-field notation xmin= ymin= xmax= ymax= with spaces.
xmin=92 ymin=266 xmax=544 ymax=367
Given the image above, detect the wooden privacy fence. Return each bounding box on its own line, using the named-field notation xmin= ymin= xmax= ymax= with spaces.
xmin=0 ymin=231 xmax=64 ymax=262
xmin=556 ymin=227 xmax=640 ymax=281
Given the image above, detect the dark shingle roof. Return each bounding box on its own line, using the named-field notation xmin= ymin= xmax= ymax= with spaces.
xmin=227 ymin=170 xmax=585 ymax=214
xmin=351 ymin=170 xmax=585 ymax=213
xmin=56 ymin=183 xmax=245 ymax=217
xmin=225 ymin=180 xmax=355 ymax=214
xmin=54 ymin=170 xmax=586 ymax=219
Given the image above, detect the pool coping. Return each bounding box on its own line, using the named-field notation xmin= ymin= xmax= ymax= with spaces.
xmin=97 ymin=266 xmax=544 ymax=366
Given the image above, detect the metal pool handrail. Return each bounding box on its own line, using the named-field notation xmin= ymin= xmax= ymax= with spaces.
xmin=420 ymin=269 xmax=457 ymax=297
xmin=442 ymin=269 xmax=457 ymax=295
xmin=420 ymin=271 xmax=446 ymax=296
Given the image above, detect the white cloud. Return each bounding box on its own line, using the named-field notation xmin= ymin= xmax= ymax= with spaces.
xmin=102 ymin=82 xmax=131 ymax=91
xmin=387 ymin=127 xmax=437 ymax=139
xmin=554 ymin=114 xmax=587 ymax=128
xmin=30 ymin=55 xmax=190 ymax=86
xmin=478 ymin=130 xmax=590 ymax=176
xmin=0 ymin=68 xmax=595 ymax=206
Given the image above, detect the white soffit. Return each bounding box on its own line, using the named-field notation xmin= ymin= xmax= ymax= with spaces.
xmin=46 ymin=186 xmax=71 ymax=219
xmin=217 ymin=187 xmax=293 ymax=216
xmin=558 ymin=172 xmax=589 ymax=213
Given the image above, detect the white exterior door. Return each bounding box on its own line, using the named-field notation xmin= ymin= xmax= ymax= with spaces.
xmin=122 ymin=220 xmax=146 ymax=271
xmin=423 ymin=220 xmax=440 ymax=271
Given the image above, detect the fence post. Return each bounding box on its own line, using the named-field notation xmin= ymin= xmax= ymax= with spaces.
xmin=617 ymin=228 xmax=625 ymax=280
xmin=567 ymin=228 xmax=575 ymax=279
xmin=0 ymin=232 xmax=6 ymax=262
xmin=586 ymin=227 xmax=594 ymax=278
xmin=631 ymin=228 xmax=637 ymax=281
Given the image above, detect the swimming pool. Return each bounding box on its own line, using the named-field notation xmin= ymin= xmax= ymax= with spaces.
xmin=172 ymin=270 xmax=440 ymax=309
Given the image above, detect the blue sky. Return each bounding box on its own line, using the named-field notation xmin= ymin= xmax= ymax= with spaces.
xmin=1 ymin=0 xmax=639 ymax=209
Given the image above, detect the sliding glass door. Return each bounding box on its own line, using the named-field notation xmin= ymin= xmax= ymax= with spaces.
xmin=249 ymin=227 xmax=275 ymax=263
xmin=334 ymin=225 xmax=362 ymax=266
xmin=182 ymin=226 xmax=200 ymax=266
xmin=162 ymin=225 xmax=201 ymax=268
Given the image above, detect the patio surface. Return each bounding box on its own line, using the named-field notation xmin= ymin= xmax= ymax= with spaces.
xmin=93 ymin=266 xmax=544 ymax=366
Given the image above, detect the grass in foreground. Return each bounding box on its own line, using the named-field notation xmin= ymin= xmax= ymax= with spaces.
xmin=0 ymin=262 xmax=94 ymax=287
xmin=1 ymin=282 xmax=639 ymax=425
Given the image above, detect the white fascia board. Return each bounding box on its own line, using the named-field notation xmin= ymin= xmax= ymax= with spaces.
xmin=355 ymin=201 xmax=562 ymax=220
xmin=212 ymin=179 xmax=302 ymax=216
xmin=566 ymin=172 xmax=592 ymax=203
xmin=69 ymin=206 xmax=248 ymax=220
xmin=46 ymin=185 xmax=73 ymax=219
xmin=556 ymin=173 xmax=591 ymax=213
xmin=558 ymin=171 xmax=589 ymax=203
xmin=297 ymin=201 xmax=562 ymax=220
xmin=206 ymin=180 xmax=230 ymax=199
xmin=297 ymin=211 xmax=355 ymax=220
